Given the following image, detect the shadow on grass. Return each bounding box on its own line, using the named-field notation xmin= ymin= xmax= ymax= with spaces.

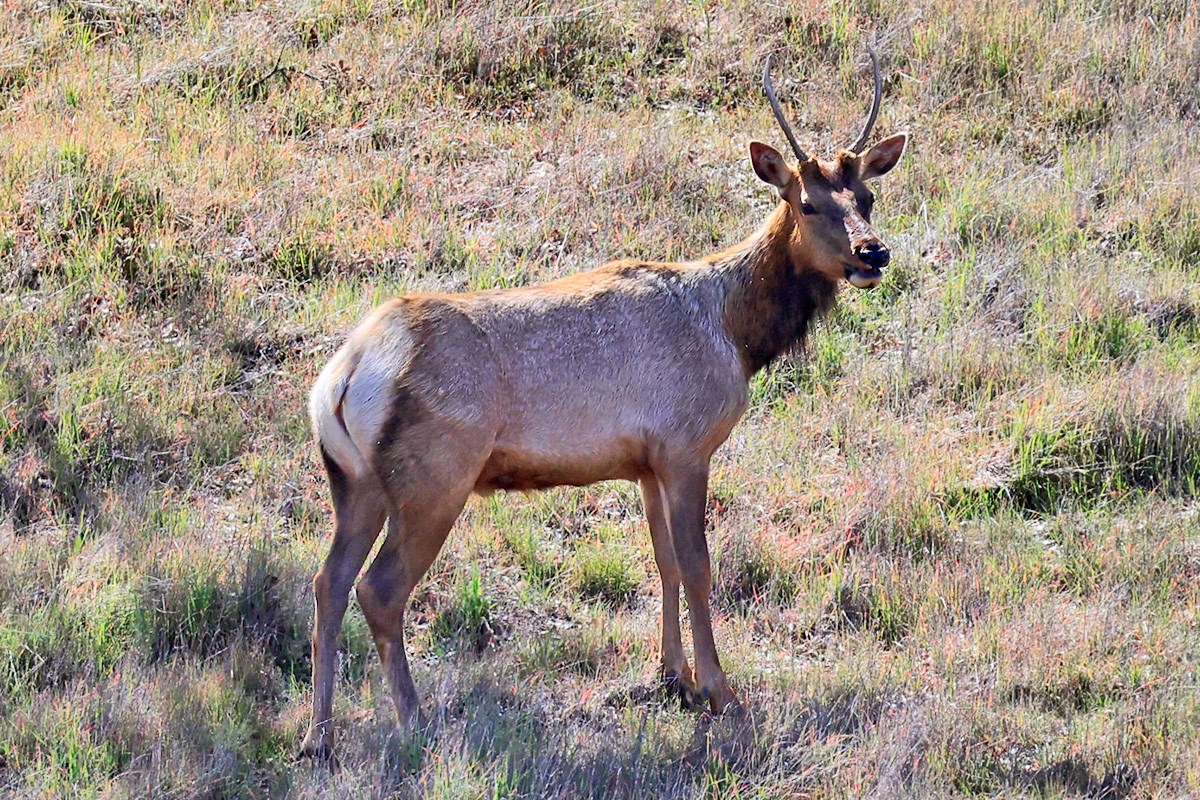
xmin=942 ymin=397 xmax=1200 ymax=520
xmin=964 ymin=757 xmax=1136 ymax=800
xmin=451 ymin=676 xmax=692 ymax=798
xmin=325 ymin=675 xmax=898 ymax=799
xmin=0 ymin=337 xmax=252 ymax=535
xmin=0 ymin=363 xmax=172 ymax=533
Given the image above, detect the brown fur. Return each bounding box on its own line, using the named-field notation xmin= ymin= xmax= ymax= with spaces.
xmin=300 ymin=133 xmax=909 ymax=764
xmin=718 ymin=203 xmax=838 ymax=373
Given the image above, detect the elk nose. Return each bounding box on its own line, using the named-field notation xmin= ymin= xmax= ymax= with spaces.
xmin=854 ymin=242 xmax=890 ymax=270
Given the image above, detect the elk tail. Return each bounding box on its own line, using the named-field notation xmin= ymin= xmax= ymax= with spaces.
xmin=309 ymin=350 xmax=371 ymax=482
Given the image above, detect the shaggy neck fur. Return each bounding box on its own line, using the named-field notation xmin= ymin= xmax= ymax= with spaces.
xmin=711 ymin=202 xmax=837 ymax=375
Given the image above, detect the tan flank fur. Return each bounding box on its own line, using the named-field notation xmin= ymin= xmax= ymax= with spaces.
xmin=301 ymin=50 xmax=910 ymax=763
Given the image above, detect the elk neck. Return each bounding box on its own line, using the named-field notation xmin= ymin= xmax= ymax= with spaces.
xmin=709 ymin=201 xmax=837 ymax=375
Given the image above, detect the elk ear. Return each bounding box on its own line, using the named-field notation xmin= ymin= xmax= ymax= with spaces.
xmin=859 ymin=133 xmax=908 ymax=180
xmin=750 ymin=141 xmax=793 ymax=189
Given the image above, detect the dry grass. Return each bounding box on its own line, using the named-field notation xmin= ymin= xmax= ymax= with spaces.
xmin=2 ymin=0 xmax=1199 ymax=797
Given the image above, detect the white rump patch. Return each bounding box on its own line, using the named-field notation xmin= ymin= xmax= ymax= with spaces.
xmin=309 ymin=348 xmax=370 ymax=480
xmin=309 ymin=310 xmax=417 ymax=482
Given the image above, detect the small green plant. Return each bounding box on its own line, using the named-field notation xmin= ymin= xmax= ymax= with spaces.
xmin=719 ymin=534 xmax=799 ymax=607
xmin=269 ymin=234 xmax=334 ymax=282
xmin=828 ymin=574 xmax=912 ymax=646
xmin=1058 ymin=312 xmax=1148 ymax=366
xmin=2 ymin=699 xmax=131 ymax=789
xmin=518 ymin=628 xmax=607 ymax=678
xmin=1005 ymin=390 xmax=1200 ymax=514
xmin=505 ymin=527 xmax=560 ymax=589
xmin=574 ymin=543 xmax=639 ymax=607
xmin=432 ymin=8 xmax=632 ymax=109
xmin=431 ymin=569 xmax=495 ymax=653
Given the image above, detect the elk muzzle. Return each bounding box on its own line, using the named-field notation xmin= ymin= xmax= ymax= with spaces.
xmin=854 ymin=242 xmax=890 ymax=270
xmin=846 ymin=241 xmax=889 ymax=289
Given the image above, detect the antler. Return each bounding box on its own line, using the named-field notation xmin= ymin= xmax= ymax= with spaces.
xmin=763 ymin=53 xmax=812 ymax=164
xmin=848 ymin=43 xmax=882 ymax=154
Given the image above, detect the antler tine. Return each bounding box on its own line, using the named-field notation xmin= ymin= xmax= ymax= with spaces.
xmin=763 ymin=53 xmax=812 ymax=164
xmin=849 ymin=43 xmax=883 ymax=154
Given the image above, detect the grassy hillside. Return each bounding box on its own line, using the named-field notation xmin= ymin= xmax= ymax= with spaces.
xmin=2 ymin=0 xmax=1199 ymax=797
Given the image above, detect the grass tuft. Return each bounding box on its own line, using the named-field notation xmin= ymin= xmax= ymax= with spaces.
xmin=431 ymin=569 xmax=497 ymax=654
xmin=574 ymin=541 xmax=640 ymax=607
xmin=1003 ymin=386 xmax=1200 ymax=513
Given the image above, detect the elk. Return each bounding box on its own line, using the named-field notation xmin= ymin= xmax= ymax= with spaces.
xmin=301 ymin=47 xmax=908 ymax=763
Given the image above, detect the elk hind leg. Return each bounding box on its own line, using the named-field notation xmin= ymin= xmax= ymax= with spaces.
xmin=356 ymin=483 xmax=471 ymax=727
xmin=301 ymin=450 xmax=387 ymax=765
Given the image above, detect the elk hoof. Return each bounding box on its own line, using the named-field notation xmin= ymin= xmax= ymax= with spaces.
xmin=712 ymin=695 xmax=747 ymax=719
xmin=680 ymin=681 xmax=707 ymax=712
xmin=662 ymin=668 xmax=702 ymax=710
xmin=704 ymin=688 xmax=739 ymax=716
xmin=407 ymin=708 xmax=431 ymax=732
xmin=298 ymin=734 xmax=340 ymax=773
xmin=687 ymin=680 xmax=738 ymax=716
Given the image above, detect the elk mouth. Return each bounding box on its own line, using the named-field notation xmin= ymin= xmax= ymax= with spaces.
xmin=844 ymin=265 xmax=883 ymax=289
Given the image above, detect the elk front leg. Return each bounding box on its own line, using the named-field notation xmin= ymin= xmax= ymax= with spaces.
xmin=658 ymin=462 xmax=737 ymax=715
xmin=641 ymin=475 xmax=693 ymax=700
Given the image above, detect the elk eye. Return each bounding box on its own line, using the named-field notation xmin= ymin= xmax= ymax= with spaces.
xmin=800 ymin=201 xmax=818 ymax=216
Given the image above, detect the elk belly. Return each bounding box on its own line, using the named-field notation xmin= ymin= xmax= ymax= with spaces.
xmin=473 ymin=439 xmax=646 ymax=494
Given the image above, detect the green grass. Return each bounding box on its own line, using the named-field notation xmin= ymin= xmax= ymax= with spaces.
xmin=431 ymin=568 xmax=497 ymax=653
xmin=3 ymin=0 xmax=1200 ymax=797
xmin=573 ymin=540 xmax=640 ymax=607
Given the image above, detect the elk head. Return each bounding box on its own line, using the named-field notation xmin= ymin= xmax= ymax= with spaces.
xmin=750 ymin=47 xmax=908 ymax=290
